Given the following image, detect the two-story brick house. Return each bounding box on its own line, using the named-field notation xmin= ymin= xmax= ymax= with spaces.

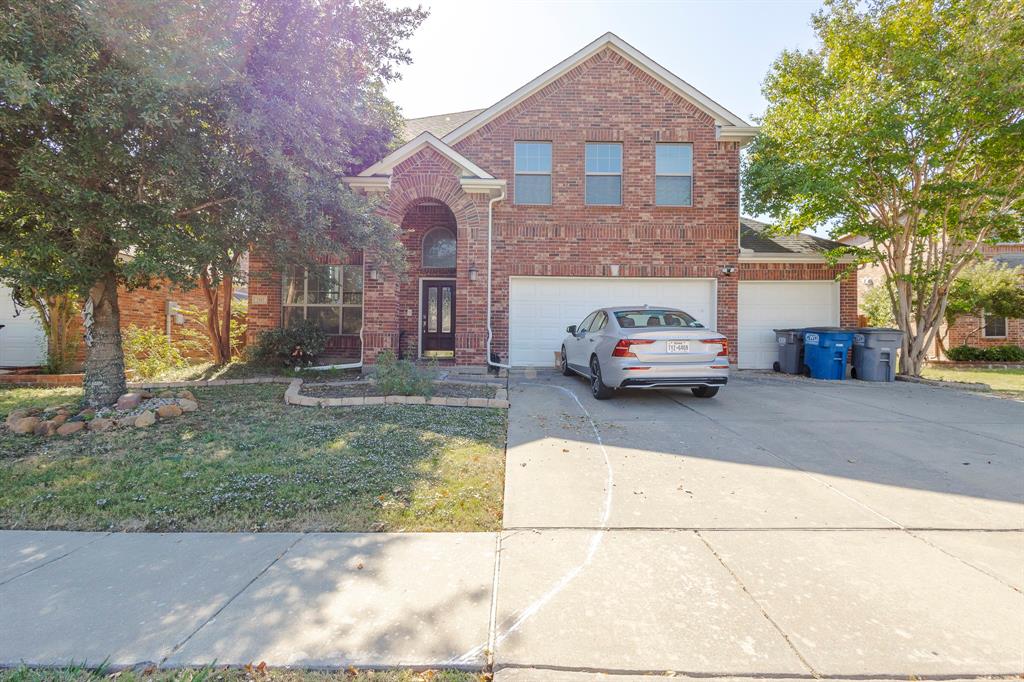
xmin=246 ymin=33 xmax=856 ymax=371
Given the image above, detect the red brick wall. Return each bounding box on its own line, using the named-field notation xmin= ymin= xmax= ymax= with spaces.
xmin=118 ymin=282 xmax=210 ymax=356
xmin=947 ymin=243 xmax=1024 ymax=348
xmin=739 ymin=262 xmax=859 ymax=327
xmin=452 ymin=47 xmax=742 ymax=362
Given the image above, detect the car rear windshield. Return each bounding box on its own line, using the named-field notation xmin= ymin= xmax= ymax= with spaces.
xmin=614 ymin=309 xmax=703 ymax=329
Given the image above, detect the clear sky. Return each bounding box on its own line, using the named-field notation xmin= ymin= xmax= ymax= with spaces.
xmin=385 ymin=0 xmax=826 ymax=123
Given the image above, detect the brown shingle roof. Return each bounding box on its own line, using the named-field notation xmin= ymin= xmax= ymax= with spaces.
xmin=400 ymin=109 xmax=486 ymax=143
xmin=740 ymin=217 xmax=845 ymax=255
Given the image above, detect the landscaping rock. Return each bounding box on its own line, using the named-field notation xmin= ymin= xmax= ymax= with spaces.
xmin=134 ymin=410 xmax=156 ymax=428
xmin=89 ymin=418 xmax=114 ymax=432
xmin=79 ymin=408 xmax=96 ymax=419
xmin=116 ymin=393 xmax=143 ymax=411
xmin=157 ymin=404 xmax=183 ymax=419
xmin=11 ymin=416 xmax=41 ymax=435
xmin=177 ymin=390 xmax=196 ymax=401
xmin=178 ymin=399 xmax=199 ymax=412
xmin=52 ymin=414 xmax=69 ymax=426
xmin=56 ymin=421 xmax=86 ymax=436
xmin=6 ymin=409 xmax=31 ymax=427
xmin=33 ymin=420 xmax=58 ymax=437
xmin=158 ymin=390 xmax=176 ymax=398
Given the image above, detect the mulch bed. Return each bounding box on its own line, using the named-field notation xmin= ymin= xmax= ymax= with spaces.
xmin=302 ymin=381 xmax=498 ymax=400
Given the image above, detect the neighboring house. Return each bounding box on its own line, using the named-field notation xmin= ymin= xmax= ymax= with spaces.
xmin=843 ymin=237 xmax=1024 ymax=356
xmin=0 ymin=281 xmax=215 ymax=370
xmin=247 ymin=33 xmax=857 ymax=370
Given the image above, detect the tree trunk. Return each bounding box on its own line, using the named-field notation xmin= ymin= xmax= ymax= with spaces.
xmin=199 ymin=271 xmax=229 ymax=364
xmin=83 ymin=271 xmax=127 ymax=406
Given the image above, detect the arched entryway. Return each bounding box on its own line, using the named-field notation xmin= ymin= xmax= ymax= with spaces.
xmin=399 ymin=200 xmax=458 ymax=359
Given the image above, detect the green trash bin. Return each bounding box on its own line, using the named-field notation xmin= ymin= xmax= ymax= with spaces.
xmin=851 ymin=328 xmax=903 ymax=382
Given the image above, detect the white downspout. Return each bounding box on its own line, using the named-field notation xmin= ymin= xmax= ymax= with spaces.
xmin=486 ymin=187 xmax=510 ymax=370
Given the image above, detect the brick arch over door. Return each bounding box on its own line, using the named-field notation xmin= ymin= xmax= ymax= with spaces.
xmin=382 ymin=174 xmax=481 ymax=232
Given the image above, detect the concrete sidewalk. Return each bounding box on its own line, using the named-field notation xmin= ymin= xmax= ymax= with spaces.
xmin=0 ymin=531 xmax=495 ymax=669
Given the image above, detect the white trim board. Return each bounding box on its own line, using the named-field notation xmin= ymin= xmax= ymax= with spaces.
xmin=443 ymin=32 xmax=757 ymax=146
xmin=358 ymin=132 xmax=494 ymax=179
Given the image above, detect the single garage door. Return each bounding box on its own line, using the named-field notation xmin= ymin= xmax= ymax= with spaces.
xmin=738 ymin=280 xmax=839 ymax=369
xmin=508 ymin=277 xmax=716 ymax=366
xmin=0 ymin=285 xmax=46 ymax=368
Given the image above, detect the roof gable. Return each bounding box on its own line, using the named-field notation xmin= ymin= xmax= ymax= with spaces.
xmin=442 ymin=32 xmax=757 ymax=145
xmin=359 ymin=132 xmax=494 ymax=179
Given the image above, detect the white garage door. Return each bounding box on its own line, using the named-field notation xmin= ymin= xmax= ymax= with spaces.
xmin=0 ymin=285 xmax=46 ymax=367
xmin=738 ymin=281 xmax=839 ymax=369
xmin=508 ymin=277 xmax=716 ymax=366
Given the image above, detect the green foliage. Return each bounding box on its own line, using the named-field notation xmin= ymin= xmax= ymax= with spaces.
xmin=0 ymin=0 xmax=425 ymax=400
xmin=374 ymin=349 xmax=435 ymax=397
xmin=861 ymin=284 xmax=896 ymax=327
xmin=946 ymin=345 xmax=1024 ymax=362
xmin=121 ymin=325 xmax=187 ymax=380
xmin=249 ymin=320 xmax=326 ymax=367
xmin=946 ymin=260 xmax=1024 ymax=325
xmin=178 ymin=300 xmax=248 ymax=362
xmin=743 ymin=0 xmax=1024 ymax=373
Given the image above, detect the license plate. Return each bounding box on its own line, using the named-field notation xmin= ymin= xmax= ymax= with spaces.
xmin=667 ymin=340 xmax=690 ymax=353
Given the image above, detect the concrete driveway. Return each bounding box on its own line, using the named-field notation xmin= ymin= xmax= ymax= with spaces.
xmin=494 ymin=372 xmax=1023 ymax=679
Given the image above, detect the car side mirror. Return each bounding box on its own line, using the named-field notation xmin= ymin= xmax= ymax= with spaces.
xmin=566 ymin=325 xmax=577 ymax=335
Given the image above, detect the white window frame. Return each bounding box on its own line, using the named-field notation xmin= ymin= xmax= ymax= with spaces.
xmin=982 ymin=310 xmax=1007 ymax=338
xmin=421 ymin=226 xmax=457 ymax=269
xmin=584 ymin=142 xmax=623 ymax=206
xmin=281 ymin=264 xmax=363 ymax=335
xmin=514 ymin=141 xmax=552 ymax=205
xmin=655 ymin=143 xmax=693 ymax=207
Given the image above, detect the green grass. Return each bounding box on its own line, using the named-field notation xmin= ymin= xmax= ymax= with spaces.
xmin=0 ymin=385 xmax=83 ymax=417
xmin=0 ymin=384 xmax=506 ymax=532
xmin=155 ymin=361 xmax=362 ymax=383
xmin=921 ymin=366 xmax=1024 ymax=398
xmin=0 ymin=666 xmax=483 ymax=682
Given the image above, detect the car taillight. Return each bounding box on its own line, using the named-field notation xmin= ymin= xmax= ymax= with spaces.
xmin=712 ymin=338 xmax=728 ymax=356
xmin=612 ymin=339 xmax=655 ymax=358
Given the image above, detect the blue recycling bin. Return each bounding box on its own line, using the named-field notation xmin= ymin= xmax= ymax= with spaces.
xmin=800 ymin=327 xmax=854 ymax=380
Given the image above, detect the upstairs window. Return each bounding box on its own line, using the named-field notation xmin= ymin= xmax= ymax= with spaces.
xmin=585 ymin=143 xmax=622 ymax=205
xmin=983 ymin=312 xmax=1007 ymax=338
xmin=422 ymin=227 xmax=457 ymax=268
xmin=655 ymin=143 xmax=693 ymax=206
xmin=514 ymin=142 xmax=552 ymax=205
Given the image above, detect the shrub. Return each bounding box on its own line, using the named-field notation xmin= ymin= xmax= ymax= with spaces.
xmin=861 ymin=283 xmax=895 ymax=328
xmin=122 ymin=325 xmax=187 ymax=379
xmin=248 ymin=319 xmax=326 ymax=367
xmin=946 ymin=344 xmax=1024 ymax=362
xmin=374 ymin=349 xmax=435 ymax=397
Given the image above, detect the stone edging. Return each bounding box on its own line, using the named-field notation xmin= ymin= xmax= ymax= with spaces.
xmin=926 ymin=361 xmax=1024 ymax=369
xmin=127 ymin=377 xmax=295 ymax=389
xmin=284 ymin=378 xmax=510 ymax=409
xmin=895 ymin=375 xmax=990 ymax=392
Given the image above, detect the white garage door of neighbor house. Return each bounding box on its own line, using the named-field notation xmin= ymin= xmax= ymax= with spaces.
xmin=508 ymin=277 xmax=716 ymax=367
xmin=738 ymin=281 xmax=839 ymax=369
xmin=0 ymin=285 xmax=46 ymax=368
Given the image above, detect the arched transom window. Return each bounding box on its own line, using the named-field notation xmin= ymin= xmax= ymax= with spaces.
xmin=422 ymin=227 xmax=456 ymax=268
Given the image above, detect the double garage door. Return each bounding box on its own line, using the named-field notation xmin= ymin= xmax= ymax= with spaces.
xmin=508 ymin=277 xmax=716 ymax=367
xmin=507 ymin=276 xmax=839 ymax=369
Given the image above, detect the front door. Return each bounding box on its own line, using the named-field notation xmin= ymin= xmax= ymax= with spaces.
xmin=421 ymin=279 xmax=455 ymax=358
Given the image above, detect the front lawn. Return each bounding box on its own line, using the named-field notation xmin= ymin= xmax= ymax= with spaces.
xmin=921 ymin=366 xmax=1024 ymax=399
xmin=0 ymin=384 xmax=506 ymax=532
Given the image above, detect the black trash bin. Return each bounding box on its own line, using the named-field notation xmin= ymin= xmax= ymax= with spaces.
xmin=773 ymin=328 xmax=805 ymax=374
xmin=851 ymin=328 xmax=903 ymax=381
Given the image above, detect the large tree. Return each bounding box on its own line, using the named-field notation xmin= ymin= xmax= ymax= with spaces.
xmin=0 ymin=0 xmax=421 ymax=404
xmin=743 ymin=0 xmax=1024 ymax=375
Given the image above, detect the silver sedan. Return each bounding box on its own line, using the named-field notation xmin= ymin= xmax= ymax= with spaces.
xmin=559 ymin=306 xmax=730 ymax=399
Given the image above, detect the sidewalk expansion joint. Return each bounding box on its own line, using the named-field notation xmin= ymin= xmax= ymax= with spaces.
xmin=159 ymin=534 xmax=304 ymax=666
xmin=0 ymin=532 xmax=111 ymax=587
xmin=694 ymin=529 xmax=821 ymax=679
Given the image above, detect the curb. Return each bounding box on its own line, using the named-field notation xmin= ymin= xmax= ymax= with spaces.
xmin=283 ymin=378 xmax=509 ymax=409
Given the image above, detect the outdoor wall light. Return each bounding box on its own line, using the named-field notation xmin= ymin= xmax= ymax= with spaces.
xmin=721 ymin=265 xmax=737 ymax=276
xmin=368 ymin=265 xmax=379 ymax=281
xmin=609 ymin=264 xmax=621 ymax=277
xmin=468 ymin=265 xmax=478 ymax=281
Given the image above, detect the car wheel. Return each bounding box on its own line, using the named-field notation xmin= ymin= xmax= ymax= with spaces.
xmin=589 ymin=356 xmax=614 ymax=400
xmin=772 ymin=361 xmax=781 ymax=372
xmin=560 ymin=346 xmax=573 ymax=376
xmin=691 ymin=386 xmax=719 ymax=398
